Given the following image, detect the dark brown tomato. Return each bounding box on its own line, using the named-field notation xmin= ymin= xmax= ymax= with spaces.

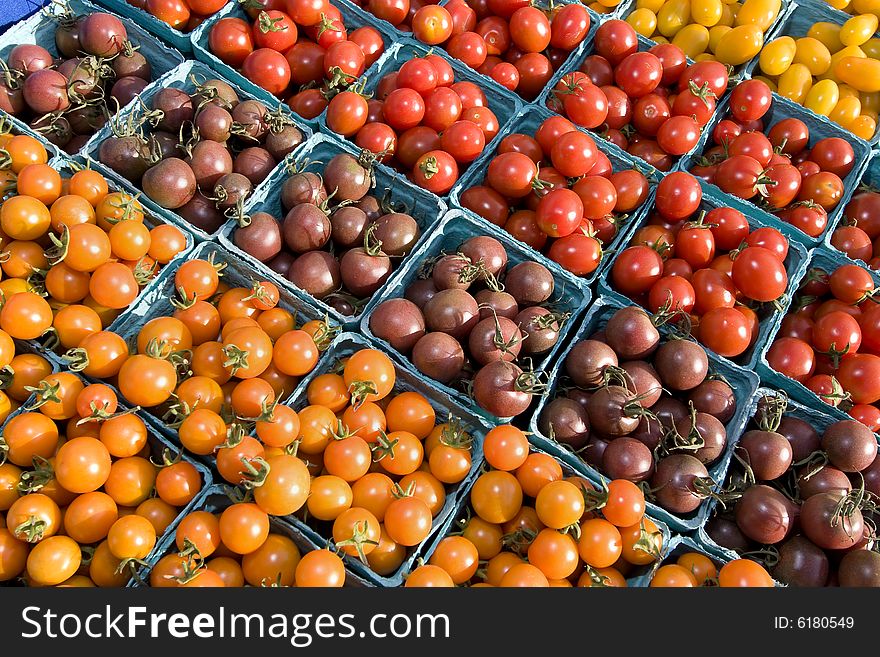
xmin=99 ymin=135 xmax=149 ymax=182
xmin=838 ymin=550 xmax=880 ymax=587
xmin=736 ymin=430 xmax=792 ymax=481
xmin=355 ymin=196 xmax=382 ymax=222
xmin=688 ymin=379 xmax=736 ymax=423
xmin=797 ymin=465 xmax=852 ymax=500
xmin=178 ymin=193 xmax=226 ymax=234
xmin=801 ymin=492 xmax=863 ymax=550
xmin=459 ymin=236 xmax=508 ymax=277
xmin=774 ymin=536 xmax=829 ymax=587
xmin=214 ymin=173 xmax=252 ymax=211
xmin=282 ymin=172 xmax=327 ymax=209
xmin=152 ymin=88 xmax=194 ymax=132
xmin=468 ymin=317 xmax=522 ymax=366
xmin=231 ymin=100 xmax=268 ymax=140
xmin=651 ymin=454 xmax=708 ymax=514
xmin=187 ymin=140 xmax=233 ymax=188
xmin=652 ymin=396 xmax=689 ymax=429
xmin=539 ymin=397 xmax=590 ymax=450
xmin=565 ymin=339 xmax=617 ymax=388
xmin=265 ymin=125 xmax=305 ymax=161
xmin=405 ymin=279 xmax=438 ymax=309
xmin=142 ymin=158 xmax=197 ymax=209
xmin=287 ymin=251 xmax=340 ymax=299
xmin=23 ymin=69 xmax=70 ymax=114
xmin=195 ymin=104 xmax=234 ymax=142
xmin=583 ymin=435 xmax=610 ymax=467
xmin=821 ymin=420 xmax=878 ymax=473
xmin=472 ymin=360 xmax=533 ymax=417
xmin=422 ymin=289 xmax=480 ymax=340
xmin=330 ymin=207 xmax=369 ymax=249
xmin=368 ymin=298 xmax=426 ymax=354
xmin=432 ymin=254 xmax=476 ymax=291
xmin=777 ymin=416 xmax=820 ymax=462
xmin=268 ymin=252 xmax=296 ymax=278
xmin=620 ymin=361 xmax=662 ymax=408
xmin=604 ymin=307 xmax=660 ymax=359
xmin=339 ymin=248 xmax=392 ymax=297
xmin=586 ymin=385 xmax=641 ymax=437
xmin=653 ymin=340 xmax=708 ymax=391
xmin=734 ymin=485 xmax=792 ymax=545
xmin=374 ymin=214 xmax=420 ymax=257
xmin=704 ymin=516 xmax=750 ymax=552
xmin=78 ymin=13 xmax=128 ymax=57
xmin=475 ymin=289 xmax=518 ymax=321
xmin=112 ymin=51 xmax=151 ymax=80
xmin=323 ymin=154 xmax=371 ymax=201
xmin=233 ymin=147 xmax=275 ymax=185
xmin=631 ymin=416 xmax=664 ymax=450
xmin=234 ymin=212 xmax=282 ymax=262
xmin=504 ymin=262 xmax=554 ymax=306
xmin=283 ymin=204 xmax=331 ymax=253
xmin=515 ymin=306 xmax=561 ymax=355
xmin=602 ymin=437 xmax=653 ymax=482
xmin=412 ymin=332 xmax=465 ymax=383
xmin=679 ymin=412 xmax=726 ymax=465
xmin=110 ymin=76 xmax=148 ymax=106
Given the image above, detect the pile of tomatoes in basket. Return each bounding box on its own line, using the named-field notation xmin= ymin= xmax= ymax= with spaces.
xmin=208 ymin=0 xmax=386 ymax=116
xmin=546 ymin=20 xmax=730 ymax=170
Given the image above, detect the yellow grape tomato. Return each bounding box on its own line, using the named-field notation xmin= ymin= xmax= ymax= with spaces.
xmin=708 ymin=24 xmax=733 ymax=51
xmin=852 ymin=0 xmax=880 ymax=16
xmin=808 ymin=22 xmax=845 ymax=53
xmin=835 ymin=55 xmax=880 ymax=91
xmin=838 ymin=83 xmax=860 ymax=98
xmin=829 ymin=95 xmax=862 ymax=124
xmin=718 ymin=3 xmax=736 ymax=26
xmin=714 ymin=23 xmax=763 ymax=64
xmin=734 ymin=0 xmax=782 ymax=31
xmin=627 ymin=8 xmax=658 ymax=36
xmin=656 ymin=0 xmax=691 ymax=37
xmin=840 ymin=13 xmax=879 ymax=46
xmin=848 ymin=113 xmax=878 ymax=139
xmin=777 ymin=62 xmax=814 ymax=102
xmin=804 ymin=79 xmax=840 ymax=115
xmin=692 ymin=0 xmax=724 ymax=26
xmin=793 ymin=36 xmax=832 ymax=76
xmin=759 ymin=36 xmax=796 ymax=75
xmin=825 ymin=0 xmax=850 ymax=10
xmin=673 ymin=24 xmax=711 ymax=57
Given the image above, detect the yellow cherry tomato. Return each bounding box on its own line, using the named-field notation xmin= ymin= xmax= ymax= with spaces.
xmin=673 ymin=23 xmax=711 ymax=57
xmin=840 ymin=13 xmax=878 ymax=45
xmin=838 ymin=83 xmax=861 ymax=99
xmin=793 ymin=37 xmax=832 ymax=76
xmin=657 ymin=0 xmax=690 ymax=37
xmin=735 ymin=0 xmax=781 ymax=31
xmin=714 ymin=23 xmax=763 ymax=64
xmin=695 ymin=52 xmax=719 ymax=61
xmin=588 ymin=2 xmax=609 ymax=13
xmin=848 ymin=113 xmax=878 ymax=139
xmin=852 ymin=0 xmax=880 ymax=16
xmin=597 ymin=0 xmax=622 ymax=8
xmin=829 ymin=94 xmax=862 ymax=124
xmin=777 ymin=63 xmax=814 ymax=102
xmin=627 ymin=8 xmax=658 ymax=36
xmin=752 ymin=75 xmax=778 ymax=91
xmin=860 ymin=89 xmax=880 ymax=115
xmin=708 ymin=24 xmax=732 ymax=51
xmin=826 ymin=0 xmax=851 ymax=10
xmin=861 ymin=36 xmax=880 ymax=57
xmin=805 ymin=79 xmax=840 ymax=115
xmin=692 ymin=0 xmax=723 ymax=25
xmin=760 ymin=36 xmax=796 ymax=75
xmin=718 ymin=2 xmax=736 ymax=25
xmin=637 ymin=0 xmax=666 ymax=12
xmin=836 ymin=55 xmax=880 ymax=91
xmin=820 ymin=44 xmax=867 ymax=80
xmin=808 ymin=22 xmax=845 ymax=53
xmin=652 ymin=34 xmax=670 ymax=43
